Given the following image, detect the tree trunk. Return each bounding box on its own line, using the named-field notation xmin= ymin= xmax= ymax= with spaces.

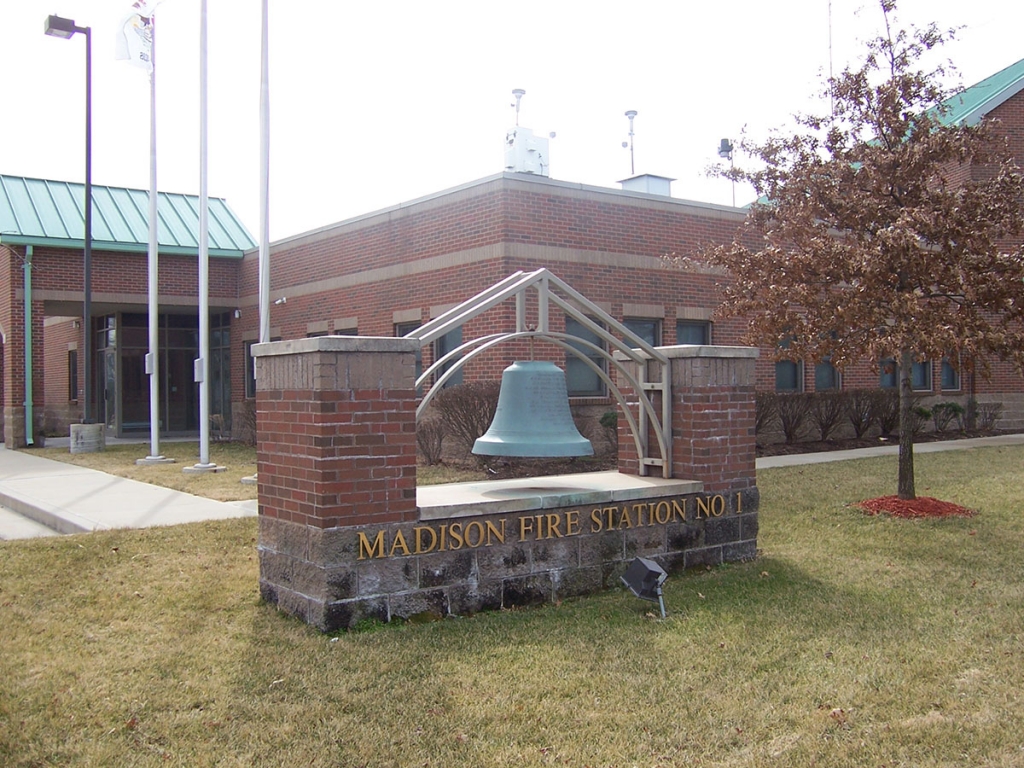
xmin=966 ymin=360 xmax=977 ymax=432
xmin=897 ymin=349 xmax=916 ymax=500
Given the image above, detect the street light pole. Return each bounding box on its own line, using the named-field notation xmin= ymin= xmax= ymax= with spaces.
xmin=44 ymin=15 xmax=93 ymax=424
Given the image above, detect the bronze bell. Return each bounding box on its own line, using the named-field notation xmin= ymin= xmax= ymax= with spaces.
xmin=473 ymin=361 xmax=594 ymax=458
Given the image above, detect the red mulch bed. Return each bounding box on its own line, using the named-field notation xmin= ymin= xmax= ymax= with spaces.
xmin=857 ymin=495 xmax=975 ymax=519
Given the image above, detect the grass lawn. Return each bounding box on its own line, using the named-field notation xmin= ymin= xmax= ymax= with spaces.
xmin=31 ymin=443 xmax=487 ymax=501
xmin=2 ymin=446 xmax=1024 ymax=766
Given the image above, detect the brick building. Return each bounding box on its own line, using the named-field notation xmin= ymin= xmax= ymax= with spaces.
xmin=2 ymin=57 xmax=1023 ymax=448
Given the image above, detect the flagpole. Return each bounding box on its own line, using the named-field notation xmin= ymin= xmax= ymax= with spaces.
xmin=241 ymin=0 xmax=270 ymax=488
xmin=139 ymin=14 xmax=172 ymax=465
xmin=259 ymin=0 xmax=270 ymax=346
xmin=186 ymin=0 xmax=221 ymax=473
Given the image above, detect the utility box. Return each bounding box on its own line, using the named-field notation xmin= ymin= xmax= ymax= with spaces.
xmin=505 ymin=127 xmax=550 ymax=176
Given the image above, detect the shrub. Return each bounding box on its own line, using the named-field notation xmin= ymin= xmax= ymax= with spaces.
xmin=931 ymin=402 xmax=965 ymax=433
xmin=755 ymin=392 xmax=779 ymax=436
xmin=876 ymin=390 xmax=900 ymax=437
xmin=809 ymin=391 xmax=844 ymax=441
xmin=977 ymin=401 xmax=1004 ymax=431
xmin=598 ymin=410 xmax=619 ymax=455
xmin=776 ymin=393 xmax=813 ymax=444
xmin=430 ymin=381 xmax=501 ymax=454
xmin=416 ymin=417 xmax=446 ymax=465
xmin=599 ymin=410 xmax=618 ymax=430
xmin=237 ymin=399 xmax=257 ymax=446
xmin=910 ymin=405 xmax=932 ymax=435
xmin=843 ymin=389 xmax=878 ymax=438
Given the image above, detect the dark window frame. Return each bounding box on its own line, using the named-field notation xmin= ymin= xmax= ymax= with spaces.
xmin=565 ymin=315 xmax=607 ymax=398
xmin=68 ymin=349 xmax=79 ymax=402
xmin=676 ymin=320 xmax=711 ymax=345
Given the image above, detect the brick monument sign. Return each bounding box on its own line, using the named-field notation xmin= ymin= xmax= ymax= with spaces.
xmin=253 ymin=333 xmax=759 ymax=632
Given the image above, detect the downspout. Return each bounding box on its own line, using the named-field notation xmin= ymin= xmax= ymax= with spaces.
xmin=24 ymin=245 xmax=34 ymax=446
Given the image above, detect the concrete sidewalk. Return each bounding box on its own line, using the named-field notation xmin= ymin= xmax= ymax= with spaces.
xmin=2 ymin=434 xmax=1022 ymax=541
xmin=0 ymin=446 xmax=256 ymax=540
xmin=755 ymin=432 xmax=1024 ymax=468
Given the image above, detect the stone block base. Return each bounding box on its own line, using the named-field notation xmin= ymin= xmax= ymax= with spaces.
xmin=259 ymin=482 xmax=759 ymax=631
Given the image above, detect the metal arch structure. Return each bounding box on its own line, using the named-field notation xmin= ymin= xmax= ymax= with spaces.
xmin=405 ymin=269 xmax=673 ymax=478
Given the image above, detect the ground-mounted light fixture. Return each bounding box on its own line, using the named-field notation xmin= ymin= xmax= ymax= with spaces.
xmin=621 ymin=556 xmax=668 ymax=618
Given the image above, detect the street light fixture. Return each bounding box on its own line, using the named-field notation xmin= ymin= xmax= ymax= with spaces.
xmin=44 ymin=14 xmax=94 ymax=424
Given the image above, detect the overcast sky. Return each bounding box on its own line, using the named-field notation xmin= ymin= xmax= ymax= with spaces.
xmin=2 ymin=0 xmax=1022 ymax=242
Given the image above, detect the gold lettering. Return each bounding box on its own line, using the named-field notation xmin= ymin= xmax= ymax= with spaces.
xmin=672 ymin=499 xmax=686 ymax=522
xmin=535 ymin=515 xmax=545 ymax=539
xmin=590 ymin=508 xmax=603 ymax=533
xmin=604 ymin=506 xmax=617 ymax=530
xmin=736 ymin=492 xmax=742 ymax=514
xmin=566 ymin=510 xmax=580 ymax=536
xmin=448 ymin=522 xmax=464 ymax=550
xmin=635 ymin=503 xmax=651 ymax=525
xmin=485 ymin=519 xmax=506 ymax=546
xmin=711 ymin=495 xmax=726 ymax=517
xmin=546 ymin=513 xmax=563 ymax=538
xmin=357 ymin=530 xmax=386 ymax=560
xmin=464 ymin=521 xmax=485 ymax=548
xmin=696 ymin=496 xmax=711 ymax=519
xmin=617 ymin=507 xmax=633 ymax=529
xmin=439 ymin=524 xmax=447 ymax=552
xmin=414 ymin=526 xmax=438 ymax=555
xmin=389 ymin=529 xmax=411 ymax=557
xmin=520 ymin=516 xmax=535 ymax=541
xmin=655 ymin=500 xmax=671 ymax=525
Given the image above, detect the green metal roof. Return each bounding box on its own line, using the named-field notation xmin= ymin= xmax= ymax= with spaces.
xmin=939 ymin=56 xmax=1024 ymax=126
xmin=0 ymin=174 xmax=255 ymax=257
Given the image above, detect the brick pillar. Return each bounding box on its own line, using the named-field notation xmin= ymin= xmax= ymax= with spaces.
xmin=618 ymin=345 xmax=758 ymax=493
xmin=252 ymin=336 xmax=420 ymax=629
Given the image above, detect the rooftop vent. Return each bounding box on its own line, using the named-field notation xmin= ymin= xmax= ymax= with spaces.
xmin=618 ymin=174 xmax=674 ymax=196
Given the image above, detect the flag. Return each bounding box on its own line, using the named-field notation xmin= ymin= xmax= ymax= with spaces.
xmin=115 ymin=1 xmax=163 ymax=72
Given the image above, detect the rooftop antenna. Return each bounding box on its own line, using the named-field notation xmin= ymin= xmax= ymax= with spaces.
xmin=718 ymin=138 xmax=735 ymax=207
xmin=511 ymin=88 xmax=526 ymax=126
xmin=623 ymin=110 xmax=638 ymax=175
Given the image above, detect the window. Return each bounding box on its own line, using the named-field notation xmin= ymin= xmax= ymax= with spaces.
xmin=814 ymin=358 xmax=840 ymax=391
xmin=775 ymin=338 xmax=802 ymax=392
xmin=911 ymin=360 xmax=931 ymax=391
xmin=245 ymin=337 xmax=280 ymax=398
xmin=245 ymin=341 xmax=258 ymax=398
xmin=565 ymin=316 xmax=606 ymax=397
xmin=676 ymin=321 xmax=710 ymax=345
xmin=623 ymin=318 xmax=660 ymax=348
xmin=306 ymin=331 xmax=328 ymax=338
xmin=334 ymin=327 xmax=358 ymax=336
xmin=68 ymin=349 xmax=78 ymax=401
xmin=879 ymin=358 xmax=898 ymax=389
xmin=879 ymin=358 xmax=932 ymax=391
xmin=433 ymin=327 xmax=463 ymax=387
xmin=395 ymin=322 xmax=423 ymax=384
xmin=941 ymin=357 xmax=960 ymax=391
xmin=775 ymin=360 xmax=803 ymax=392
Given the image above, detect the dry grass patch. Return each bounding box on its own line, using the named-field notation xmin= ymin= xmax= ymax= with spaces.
xmin=3 ymin=446 xmax=1024 ymax=765
xmin=32 ymin=443 xmax=488 ymax=499
xmin=33 ymin=441 xmax=260 ymax=502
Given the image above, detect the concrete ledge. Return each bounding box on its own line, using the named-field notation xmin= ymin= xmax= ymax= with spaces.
xmin=251 ymin=336 xmax=419 ymax=358
xmin=417 ymin=470 xmax=703 ymax=520
xmin=614 ymin=344 xmax=760 ymax=361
